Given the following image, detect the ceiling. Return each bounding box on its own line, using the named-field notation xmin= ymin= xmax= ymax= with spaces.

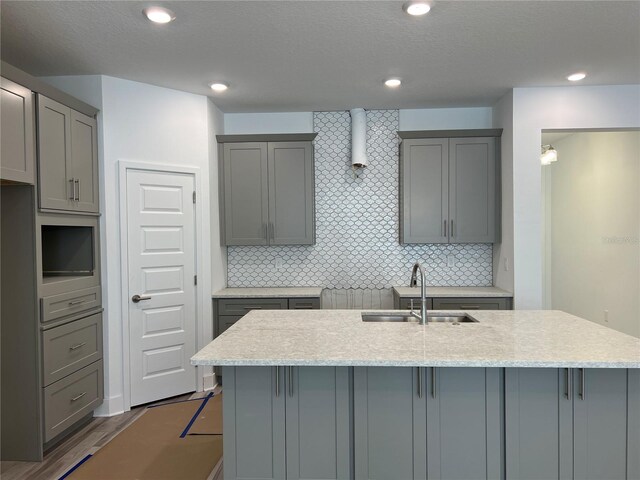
xmin=2 ymin=1 xmax=639 ymax=113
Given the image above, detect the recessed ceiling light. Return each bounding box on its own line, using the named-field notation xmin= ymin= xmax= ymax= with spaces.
xmin=403 ymin=2 xmax=432 ymax=16
xmin=210 ymin=82 xmax=229 ymax=92
xmin=384 ymin=78 xmax=402 ymax=88
xmin=567 ymin=72 xmax=587 ymax=82
xmin=143 ymin=6 xmax=175 ymax=24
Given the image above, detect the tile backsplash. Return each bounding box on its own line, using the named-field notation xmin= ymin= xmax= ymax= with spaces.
xmin=227 ymin=110 xmax=493 ymax=289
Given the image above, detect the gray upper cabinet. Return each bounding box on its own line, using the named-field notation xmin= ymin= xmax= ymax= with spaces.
xmin=223 ymin=142 xmax=269 ymax=245
xmin=400 ymin=138 xmax=449 ymax=244
xmin=268 ymin=142 xmax=314 ymax=245
xmin=220 ymin=135 xmax=316 ymax=246
xmin=1 ymin=77 xmax=35 ymax=184
xmin=37 ymin=95 xmax=99 ymax=213
xmin=399 ymin=131 xmax=500 ymax=244
xmin=449 ymin=138 xmax=496 ymax=243
xmin=505 ymin=368 xmax=636 ymax=480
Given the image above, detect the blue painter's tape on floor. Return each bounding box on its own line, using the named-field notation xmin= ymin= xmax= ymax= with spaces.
xmin=179 ymin=392 xmax=214 ymax=438
xmin=58 ymin=454 xmax=92 ymax=480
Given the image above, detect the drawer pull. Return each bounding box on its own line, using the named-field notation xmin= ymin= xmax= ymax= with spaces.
xmin=460 ymin=305 xmax=481 ymax=310
xmin=71 ymin=392 xmax=87 ymax=402
xmin=244 ymin=306 xmax=262 ymax=310
xmin=68 ymin=300 xmax=86 ymax=306
xmin=69 ymin=342 xmax=87 ymax=351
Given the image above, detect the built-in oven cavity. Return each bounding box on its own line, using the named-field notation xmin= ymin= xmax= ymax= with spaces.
xmin=41 ymin=225 xmax=94 ymax=277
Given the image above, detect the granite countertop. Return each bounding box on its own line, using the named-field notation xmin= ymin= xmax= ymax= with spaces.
xmin=393 ymin=286 xmax=513 ymax=298
xmin=191 ymin=309 xmax=640 ymax=369
xmin=212 ymin=287 xmax=323 ymax=298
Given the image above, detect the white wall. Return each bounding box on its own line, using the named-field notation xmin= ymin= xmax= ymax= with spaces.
xmin=208 ymin=99 xmax=227 ymax=293
xmin=41 ymin=75 xmax=221 ymax=415
xmin=399 ymin=107 xmax=493 ymax=130
xmin=544 ymin=131 xmax=639 ymax=337
xmin=224 ymin=111 xmax=313 ymax=134
xmin=511 ymin=85 xmax=640 ymax=309
xmin=492 ymin=92 xmax=515 ymax=294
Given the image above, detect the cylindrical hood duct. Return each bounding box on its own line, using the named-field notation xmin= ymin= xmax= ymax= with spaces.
xmin=350 ymin=108 xmax=368 ymax=168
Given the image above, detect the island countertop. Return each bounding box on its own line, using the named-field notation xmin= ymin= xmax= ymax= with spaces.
xmin=191 ymin=309 xmax=640 ymax=369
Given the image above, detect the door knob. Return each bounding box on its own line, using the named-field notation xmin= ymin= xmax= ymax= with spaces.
xmin=132 ymin=294 xmax=151 ymax=303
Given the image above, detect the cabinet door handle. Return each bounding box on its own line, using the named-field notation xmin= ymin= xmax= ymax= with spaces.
xmin=451 ymin=220 xmax=455 ymax=238
xmin=75 ymin=179 xmax=80 ymax=201
xmin=288 ymin=366 xmax=294 ymax=397
xmin=263 ymin=223 xmax=268 ymax=240
xmin=270 ymin=222 xmax=275 ymax=240
xmin=275 ymin=366 xmax=280 ymax=397
xmin=68 ymin=299 xmax=86 ymax=306
xmin=564 ymin=368 xmax=571 ymax=400
xmin=69 ymin=342 xmax=87 ymax=351
xmin=71 ymin=392 xmax=87 ymax=402
xmin=431 ymin=367 xmax=437 ymax=398
xmin=443 ymin=220 xmax=447 ymax=237
xmin=579 ymin=368 xmax=586 ymax=400
xmin=417 ymin=367 xmax=423 ymax=398
xmin=69 ymin=178 xmax=75 ymax=200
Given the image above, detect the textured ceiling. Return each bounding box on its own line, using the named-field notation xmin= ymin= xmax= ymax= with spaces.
xmin=2 ymin=1 xmax=639 ymax=112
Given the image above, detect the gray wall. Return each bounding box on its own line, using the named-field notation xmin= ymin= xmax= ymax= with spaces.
xmin=227 ymin=110 xmax=493 ymax=289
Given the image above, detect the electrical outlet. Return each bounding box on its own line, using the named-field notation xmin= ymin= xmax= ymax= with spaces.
xmin=604 ymin=310 xmax=609 ymax=323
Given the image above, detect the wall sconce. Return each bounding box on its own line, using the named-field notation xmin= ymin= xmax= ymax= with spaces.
xmin=541 ymin=145 xmax=558 ymax=165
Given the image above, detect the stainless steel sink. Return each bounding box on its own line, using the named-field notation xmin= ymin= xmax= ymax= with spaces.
xmin=361 ymin=313 xmax=478 ymax=324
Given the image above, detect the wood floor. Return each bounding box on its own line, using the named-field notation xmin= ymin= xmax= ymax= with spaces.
xmin=0 ymin=389 xmax=223 ymax=480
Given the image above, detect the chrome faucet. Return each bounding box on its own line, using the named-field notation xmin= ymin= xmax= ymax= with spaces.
xmin=409 ymin=262 xmax=428 ymax=325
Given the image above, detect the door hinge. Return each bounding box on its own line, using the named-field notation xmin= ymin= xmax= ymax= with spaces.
xmin=194 ymin=275 xmax=197 ymax=285
xmin=192 ymin=191 xmax=196 ymax=204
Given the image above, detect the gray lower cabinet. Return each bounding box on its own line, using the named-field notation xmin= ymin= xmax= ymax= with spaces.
xmin=222 ymin=366 xmax=351 ymax=480
xmin=399 ymin=131 xmax=500 ymax=244
xmin=396 ymin=296 xmax=512 ymax=310
xmin=219 ymin=135 xmax=316 ymax=246
xmin=37 ymin=95 xmax=99 ymax=213
xmin=1 ymin=77 xmax=35 ymax=184
xmin=354 ymin=367 xmax=502 ymax=480
xmin=505 ymin=368 xmax=639 ymax=480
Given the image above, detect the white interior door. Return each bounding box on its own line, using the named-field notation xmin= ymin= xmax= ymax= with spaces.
xmin=126 ymin=169 xmax=197 ymax=406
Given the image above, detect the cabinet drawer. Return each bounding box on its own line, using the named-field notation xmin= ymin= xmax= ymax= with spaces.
xmin=43 ymin=360 xmax=103 ymax=442
xmin=398 ymin=298 xmax=433 ymax=310
xmin=216 ymin=315 xmax=244 ymax=337
xmin=218 ymin=298 xmax=287 ymax=315
xmin=432 ymin=297 xmax=511 ymax=310
xmin=288 ymin=297 xmax=320 ymax=309
xmin=42 ymin=313 xmax=102 ymax=386
xmin=41 ymin=286 xmax=101 ymax=323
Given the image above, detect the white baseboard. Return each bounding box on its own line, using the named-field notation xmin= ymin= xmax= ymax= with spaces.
xmin=94 ymin=393 xmax=126 ymax=417
xmin=203 ymin=373 xmax=217 ymax=391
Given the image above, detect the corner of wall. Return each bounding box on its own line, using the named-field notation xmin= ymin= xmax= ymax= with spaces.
xmin=208 ymin=99 xmax=227 ymax=293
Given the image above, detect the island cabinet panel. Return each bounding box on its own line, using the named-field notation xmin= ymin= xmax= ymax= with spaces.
xmin=505 ymin=368 xmax=637 ymax=480
xmin=426 ymin=368 xmax=503 ymax=480
xmin=223 ymin=366 xmax=286 ymax=480
xmin=222 ymin=366 xmax=351 ymax=480
xmin=354 ymin=367 xmax=502 ymax=480
xmin=285 ymin=367 xmax=351 ymax=480
xmin=572 ymin=368 xmax=628 ymax=480
xmin=353 ymin=367 xmax=427 ymax=480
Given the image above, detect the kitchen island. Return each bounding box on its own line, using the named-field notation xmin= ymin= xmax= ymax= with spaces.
xmin=192 ymin=310 xmax=640 ymax=480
